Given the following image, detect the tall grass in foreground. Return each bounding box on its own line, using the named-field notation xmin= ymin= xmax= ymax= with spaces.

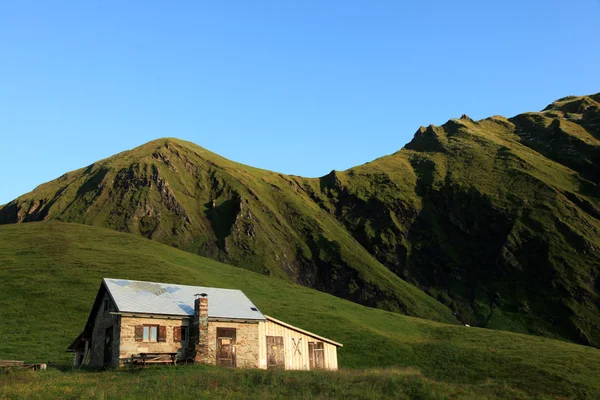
xmin=0 ymin=365 xmax=533 ymax=400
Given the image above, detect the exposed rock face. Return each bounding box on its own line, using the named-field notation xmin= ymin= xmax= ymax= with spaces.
xmin=1 ymin=93 xmax=600 ymax=348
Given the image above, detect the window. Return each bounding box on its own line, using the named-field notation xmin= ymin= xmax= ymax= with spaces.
xmin=173 ymin=326 xmax=188 ymax=342
xmin=135 ymin=325 xmax=166 ymax=343
xmin=103 ymin=299 xmax=110 ymax=312
xmin=181 ymin=326 xmax=188 ymax=342
xmin=143 ymin=325 xmax=158 ymax=342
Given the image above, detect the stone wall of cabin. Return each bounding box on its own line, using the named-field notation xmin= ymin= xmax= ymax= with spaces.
xmin=94 ymin=314 xmax=260 ymax=368
xmin=206 ymin=321 xmax=261 ymax=368
xmin=89 ymin=292 xmax=121 ymax=368
xmin=118 ymin=317 xmax=260 ymax=367
xmin=119 ymin=316 xmax=190 ymax=365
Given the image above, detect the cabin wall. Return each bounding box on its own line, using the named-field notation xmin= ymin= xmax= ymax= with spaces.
xmin=119 ymin=316 xmax=190 ymax=365
xmin=206 ymin=321 xmax=261 ymax=368
xmin=258 ymin=320 xmax=339 ymax=370
xmin=117 ymin=317 xmax=260 ymax=368
xmin=89 ymin=292 xmax=121 ymax=368
xmin=324 ymin=341 xmax=338 ymax=370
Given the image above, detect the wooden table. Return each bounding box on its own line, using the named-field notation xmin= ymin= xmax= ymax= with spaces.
xmin=0 ymin=360 xmax=46 ymax=370
xmin=138 ymin=352 xmax=178 ymax=366
xmin=0 ymin=360 xmax=24 ymax=368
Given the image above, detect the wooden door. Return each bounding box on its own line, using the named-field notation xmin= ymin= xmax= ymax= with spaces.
xmin=266 ymin=336 xmax=284 ymax=369
xmin=216 ymin=328 xmax=236 ymax=368
xmin=308 ymin=342 xmax=324 ymax=369
xmin=103 ymin=327 xmax=113 ymax=368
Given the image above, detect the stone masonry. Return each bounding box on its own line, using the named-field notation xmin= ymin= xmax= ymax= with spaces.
xmin=191 ymin=293 xmax=210 ymax=363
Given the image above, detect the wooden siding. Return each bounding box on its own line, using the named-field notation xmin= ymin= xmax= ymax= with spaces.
xmin=258 ymin=319 xmax=338 ymax=370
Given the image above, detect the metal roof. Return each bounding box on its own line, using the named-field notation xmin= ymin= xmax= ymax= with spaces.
xmin=103 ymin=278 xmax=266 ymax=321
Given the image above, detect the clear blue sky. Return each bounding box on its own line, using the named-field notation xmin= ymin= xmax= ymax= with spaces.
xmin=1 ymin=1 xmax=599 ymax=204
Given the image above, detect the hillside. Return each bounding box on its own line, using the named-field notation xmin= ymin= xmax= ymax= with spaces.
xmin=1 ymin=222 xmax=599 ymax=399
xmin=0 ymin=141 xmax=457 ymax=326
xmin=1 ymin=93 xmax=599 ymax=347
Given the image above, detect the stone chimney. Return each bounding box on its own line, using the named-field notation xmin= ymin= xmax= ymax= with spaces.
xmin=192 ymin=293 xmax=209 ymax=363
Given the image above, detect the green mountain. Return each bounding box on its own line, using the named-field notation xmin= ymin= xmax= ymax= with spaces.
xmin=1 ymin=93 xmax=599 ymax=347
xmin=1 ymin=221 xmax=599 ymax=399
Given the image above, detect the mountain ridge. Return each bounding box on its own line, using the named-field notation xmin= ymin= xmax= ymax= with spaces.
xmin=2 ymin=92 xmax=599 ymax=347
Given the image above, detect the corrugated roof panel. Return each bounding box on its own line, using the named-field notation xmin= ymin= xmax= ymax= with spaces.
xmin=103 ymin=278 xmax=265 ymax=320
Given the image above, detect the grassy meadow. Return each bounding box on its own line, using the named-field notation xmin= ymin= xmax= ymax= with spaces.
xmin=0 ymin=365 xmax=552 ymax=400
xmin=0 ymin=221 xmax=599 ymax=399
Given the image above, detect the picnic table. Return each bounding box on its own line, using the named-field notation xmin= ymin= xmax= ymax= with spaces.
xmin=138 ymin=352 xmax=178 ymax=366
xmin=0 ymin=360 xmax=24 ymax=368
xmin=0 ymin=360 xmax=46 ymax=370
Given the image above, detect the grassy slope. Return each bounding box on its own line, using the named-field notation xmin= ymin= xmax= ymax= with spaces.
xmin=0 ymin=138 xmax=458 ymax=325
xmin=302 ymin=95 xmax=600 ymax=346
xmin=0 ymin=222 xmax=599 ymax=399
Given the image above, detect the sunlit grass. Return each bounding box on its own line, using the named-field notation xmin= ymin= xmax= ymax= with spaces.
xmin=0 ymin=365 xmax=533 ymax=400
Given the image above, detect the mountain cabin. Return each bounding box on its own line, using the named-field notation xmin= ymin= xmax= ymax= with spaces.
xmin=67 ymin=278 xmax=342 ymax=370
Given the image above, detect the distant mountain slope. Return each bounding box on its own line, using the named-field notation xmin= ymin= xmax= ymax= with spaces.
xmin=1 ymin=93 xmax=599 ymax=347
xmin=1 ymin=222 xmax=599 ymax=399
xmin=0 ymin=137 xmax=457 ymax=324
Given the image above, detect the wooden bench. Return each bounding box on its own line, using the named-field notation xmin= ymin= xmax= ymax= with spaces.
xmin=0 ymin=360 xmax=24 ymax=368
xmin=137 ymin=352 xmax=178 ymax=366
xmin=0 ymin=360 xmax=46 ymax=370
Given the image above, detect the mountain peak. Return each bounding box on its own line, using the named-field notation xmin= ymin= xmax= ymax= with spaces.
xmin=136 ymin=137 xmax=206 ymax=153
xmin=542 ymin=93 xmax=600 ymax=113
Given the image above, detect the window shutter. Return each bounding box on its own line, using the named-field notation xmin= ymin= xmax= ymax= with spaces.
xmin=159 ymin=326 xmax=167 ymax=342
xmin=174 ymin=326 xmax=181 ymax=342
xmin=135 ymin=325 xmax=143 ymax=342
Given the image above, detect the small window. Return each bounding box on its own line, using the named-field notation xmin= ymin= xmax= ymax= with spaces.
xmin=143 ymin=325 xmax=158 ymax=342
xmin=135 ymin=325 xmax=165 ymax=343
xmin=181 ymin=326 xmax=188 ymax=342
xmin=103 ymin=299 xmax=110 ymax=312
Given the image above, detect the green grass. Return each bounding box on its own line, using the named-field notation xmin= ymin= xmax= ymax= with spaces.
xmin=0 ymin=221 xmax=599 ymax=399
xmin=0 ymin=365 xmax=540 ymax=400
xmin=0 ymin=136 xmax=459 ymax=326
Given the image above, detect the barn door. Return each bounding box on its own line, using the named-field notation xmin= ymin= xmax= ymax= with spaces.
xmin=103 ymin=327 xmax=113 ymax=368
xmin=308 ymin=342 xmax=324 ymax=369
xmin=266 ymin=336 xmax=284 ymax=369
xmin=216 ymin=328 xmax=236 ymax=368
